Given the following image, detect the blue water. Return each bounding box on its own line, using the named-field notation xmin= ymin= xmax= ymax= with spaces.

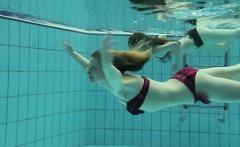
xmin=0 ymin=0 xmax=240 ymax=147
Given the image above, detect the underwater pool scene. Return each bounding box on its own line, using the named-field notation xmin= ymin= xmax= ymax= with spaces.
xmin=0 ymin=0 xmax=240 ymax=147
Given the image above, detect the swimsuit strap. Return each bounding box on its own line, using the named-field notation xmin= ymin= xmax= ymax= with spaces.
xmin=127 ymin=76 xmax=150 ymax=115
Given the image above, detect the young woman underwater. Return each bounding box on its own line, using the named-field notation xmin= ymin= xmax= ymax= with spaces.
xmin=128 ymin=27 xmax=240 ymax=71
xmin=63 ymin=35 xmax=240 ymax=115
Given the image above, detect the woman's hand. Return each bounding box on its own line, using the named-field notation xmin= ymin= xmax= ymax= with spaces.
xmin=62 ymin=39 xmax=89 ymax=71
xmin=62 ymin=39 xmax=75 ymax=53
xmin=101 ymin=34 xmax=116 ymax=52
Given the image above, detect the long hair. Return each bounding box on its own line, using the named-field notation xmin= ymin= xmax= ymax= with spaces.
xmin=128 ymin=32 xmax=179 ymax=63
xmin=128 ymin=32 xmax=171 ymax=49
xmin=91 ymin=49 xmax=151 ymax=73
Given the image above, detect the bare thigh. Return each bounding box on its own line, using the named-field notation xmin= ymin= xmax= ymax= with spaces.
xmin=199 ymin=64 xmax=240 ymax=81
xmin=195 ymin=71 xmax=240 ymax=103
xmin=197 ymin=27 xmax=240 ymax=44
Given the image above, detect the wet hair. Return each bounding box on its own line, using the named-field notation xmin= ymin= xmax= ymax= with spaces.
xmin=91 ymin=49 xmax=151 ymax=73
xmin=128 ymin=32 xmax=151 ymax=48
xmin=128 ymin=32 xmax=169 ymax=48
xmin=128 ymin=32 xmax=173 ymax=63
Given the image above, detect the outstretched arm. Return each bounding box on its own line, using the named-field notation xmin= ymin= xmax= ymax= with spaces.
xmin=100 ymin=35 xmax=124 ymax=92
xmin=62 ymin=40 xmax=89 ymax=71
xmin=152 ymin=41 xmax=181 ymax=56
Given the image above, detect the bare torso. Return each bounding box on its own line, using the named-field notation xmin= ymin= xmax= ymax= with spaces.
xmin=115 ymin=74 xmax=195 ymax=112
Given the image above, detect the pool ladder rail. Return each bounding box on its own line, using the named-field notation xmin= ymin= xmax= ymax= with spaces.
xmin=178 ymin=103 xmax=229 ymax=123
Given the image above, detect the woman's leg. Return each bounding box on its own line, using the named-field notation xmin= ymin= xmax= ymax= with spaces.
xmin=197 ymin=27 xmax=240 ymax=44
xmin=195 ymin=71 xmax=240 ymax=103
xmin=199 ymin=64 xmax=240 ymax=81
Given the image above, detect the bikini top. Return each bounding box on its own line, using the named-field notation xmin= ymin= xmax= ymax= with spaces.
xmin=126 ymin=76 xmax=150 ymax=115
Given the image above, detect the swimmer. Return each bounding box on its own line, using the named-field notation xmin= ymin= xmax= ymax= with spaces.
xmin=63 ymin=35 xmax=240 ymax=115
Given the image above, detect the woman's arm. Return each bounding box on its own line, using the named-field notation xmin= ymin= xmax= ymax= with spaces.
xmin=172 ymin=44 xmax=183 ymax=71
xmin=100 ymin=35 xmax=124 ymax=92
xmin=62 ymin=40 xmax=89 ymax=71
xmin=152 ymin=41 xmax=181 ymax=56
xmin=153 ymin=41 xmax=182 ymax=71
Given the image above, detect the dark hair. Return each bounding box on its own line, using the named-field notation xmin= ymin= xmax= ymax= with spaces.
xmin=128 ymin=32 xmax=170 ymax=48
xmin=128 ymin=32 xmax=151 ymax=48
xmin=128 ymin=32 xmax=176 ymax=63
xmin=91 ymin=49 xmax=151 ymax=73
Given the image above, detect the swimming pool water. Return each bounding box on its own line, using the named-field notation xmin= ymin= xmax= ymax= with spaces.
xmin=0 ymin=0 xmax=240 ymax=146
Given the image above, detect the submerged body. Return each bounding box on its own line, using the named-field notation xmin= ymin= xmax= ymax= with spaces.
xmin=128 ymin=27 xmax=240 ymax=71
xmin=178 ymin=27 xmax=240 ymax=54
xmin=112 ymin=66 xmax=240 ymax=113
xmin=63 ymin=36 xmax=240 ymax=115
